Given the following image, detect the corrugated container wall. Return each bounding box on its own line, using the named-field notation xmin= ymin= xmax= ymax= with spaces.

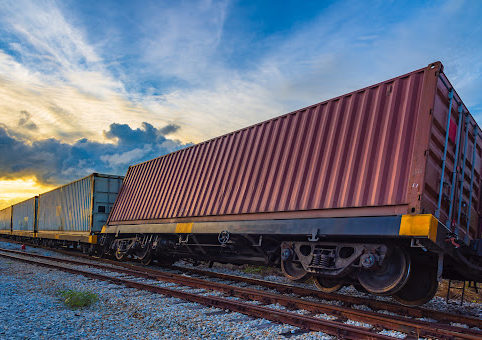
xmin=107 ymin=62 xmax=481 ymax=240
xmin=421 ymin=72 xmax=482 ymax=240
xmin=0 ymin=206 xmax=12 ymax=232
xmin=12 ymin=197 xmax=37 ymax=232
xmin=109 ymin=70 xmax=425 ymax=222
xmin=38 ymin=174 xmax=123 ymax=233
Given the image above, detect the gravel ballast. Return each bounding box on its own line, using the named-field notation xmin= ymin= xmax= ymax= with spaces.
xmin=1 ymin=240 xmax=481 ymax=339
xmin=173 ymin=259 xmax=482 ymax=319
xmin=0 ymin=252 xmax=333 ymax=339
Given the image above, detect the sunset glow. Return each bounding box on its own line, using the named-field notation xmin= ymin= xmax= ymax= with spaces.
xmin=0 ymin=177 xmax=56 ymax=209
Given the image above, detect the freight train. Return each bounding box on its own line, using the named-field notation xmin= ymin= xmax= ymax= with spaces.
xmin=1 ymin=62 xmax=481 ymax=306
xmin=0 ymin=174 xmax=123 ymax=248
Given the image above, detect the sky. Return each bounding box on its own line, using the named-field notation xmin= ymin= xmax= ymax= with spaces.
xmin=0 ymin=0 xmax=481 ymax=209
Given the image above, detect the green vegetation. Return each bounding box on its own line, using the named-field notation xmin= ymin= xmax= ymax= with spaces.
xmin=59 ymin=289 xmax=99 ymax=309
xmin=242 ymin=265 xmax=268 ymax=275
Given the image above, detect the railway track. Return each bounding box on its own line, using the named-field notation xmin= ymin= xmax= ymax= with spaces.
xmin=16 ymin=241 xmax=478 ymax=327
xmin=0 ymin=246 xmax=481 ymax=339
xmin=168 ymin=264 xmax=482 ymax=326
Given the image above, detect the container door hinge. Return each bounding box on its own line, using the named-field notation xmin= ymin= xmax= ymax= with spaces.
xmin=429 ymin=108 xmax=433 ymax=115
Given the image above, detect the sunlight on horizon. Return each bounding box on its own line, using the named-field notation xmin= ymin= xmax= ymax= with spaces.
xmin=0 ymin=177 xmax=56 ymax=210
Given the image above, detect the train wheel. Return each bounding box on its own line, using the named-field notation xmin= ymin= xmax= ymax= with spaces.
xmin=281 ymin=259 xmax=309 ymax=281
xmin=136 ymin=247 xmax=151 ymax=262
xmin=357 ymin=247 xmax=411 ymax=295
xmin=115 ymin=249 xmax=127 ymax=261
xmin=393 ymin=261 xmax=438 ymax=306
xmin=141 ymin=255 xmax=152 ymax=265
xmin=313 ymin=277 xmax=343 ymax=293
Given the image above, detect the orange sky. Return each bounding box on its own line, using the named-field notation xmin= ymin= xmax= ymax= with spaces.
xmin=0 ymin=177 xmax=56 ymax=210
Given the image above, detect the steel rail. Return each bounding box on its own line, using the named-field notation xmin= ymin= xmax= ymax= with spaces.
xmin=0 ymin=251 xmax=393 ymax=340
xmin=1 ymin=238 xmax=480 ymax=328
xmin=171 ymin=265 xmax=482 ymax=328
xmin=1 ymin=248 xmax=481 ymax=339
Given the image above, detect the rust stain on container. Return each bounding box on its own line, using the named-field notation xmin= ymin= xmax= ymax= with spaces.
xmin=108 ymin=62 xmax=482 ymax=240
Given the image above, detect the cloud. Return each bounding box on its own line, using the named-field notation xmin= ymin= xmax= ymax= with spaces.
xmin=138 ymin=0 xmax=228 ymax=85
xmin=0 ymin=0 xmax=482 ymax=172
xmin=0 ymin=122 xmax=189 ymax=185
xmin=100 ymin=145 xmax=153 ymax=168
xmin=103 ymin=122 xmax=180 ymax=146
xmin=0 ymin=0 xmax=174 ymax=145
xmin=18 ymin=110 xmax=38 ymax=130
xmin=158 ymin=124 xmax=179 ymax=136
xmin=135 ymin=1 xmax=482 ymax=141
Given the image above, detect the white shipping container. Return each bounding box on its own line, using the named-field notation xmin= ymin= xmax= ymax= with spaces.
xmin=0 ymin=206 xmax=11 ymax=232
xmin=12 ymin=196 xmax=37 ymax=232
xmin=37 ymin=173 xmax=123 ymax=233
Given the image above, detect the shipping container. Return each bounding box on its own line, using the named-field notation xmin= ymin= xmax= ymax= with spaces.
xmin=11 ymin=196 xmax=37 ymax=237
xmin=0 ymin=206 xmax=12 ymax=234
xmin=106 ymin=62 xmax=481 ymax=243
xmin=37 ymin=173 xmax=123 ymax=243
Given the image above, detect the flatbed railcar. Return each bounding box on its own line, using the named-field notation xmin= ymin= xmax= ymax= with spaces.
xmin=100 ymin=61 xmax=482 ymax=306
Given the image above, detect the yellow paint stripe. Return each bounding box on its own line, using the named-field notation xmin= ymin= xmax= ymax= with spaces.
xmin=88 ymin=235 xmax=97 ymax=244
xmin=176 ymin=222 xmax=193 ymax=233
xmin=399 ymin=214 xmax=438 ymax=242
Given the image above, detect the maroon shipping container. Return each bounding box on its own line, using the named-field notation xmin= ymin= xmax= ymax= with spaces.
xmin=107 ymin=62 xmax=481 ymax=241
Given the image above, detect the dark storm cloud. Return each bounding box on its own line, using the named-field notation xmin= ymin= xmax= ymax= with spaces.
xmin=0 ymin=122 xmax=190 ymax=184
xmin=158 ymin=124 xmax=180 ymax=135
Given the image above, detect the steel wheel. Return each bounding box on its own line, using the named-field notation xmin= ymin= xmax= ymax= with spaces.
xmin=141 ymin=255 xmax=153 ymax=265
xmin=357 ymin=247 xmax=411 ymax=295
xmin=115 ymin=249 xmax=127 ymax=261
xmin=393 ymin=261 xmax=438 ymax=306
xmin=313 ymin=277 xmax=343 ymax=293
xmin=136 ymin=247 xmax=152 ymax=265
xmin=136 ymin=246 xmax=150 ymax=261
xmin=281 ymin=259 xmax=309 ymax=281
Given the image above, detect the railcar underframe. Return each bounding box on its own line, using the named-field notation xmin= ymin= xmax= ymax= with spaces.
xmin=98 ymin=213 xmax=482 ymax=306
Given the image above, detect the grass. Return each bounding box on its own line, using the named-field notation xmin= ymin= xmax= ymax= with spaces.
xmin=59 ymin=289 xmax=99 ymax=309
xmin=242 ymin=265 xmax=271 ymax=275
